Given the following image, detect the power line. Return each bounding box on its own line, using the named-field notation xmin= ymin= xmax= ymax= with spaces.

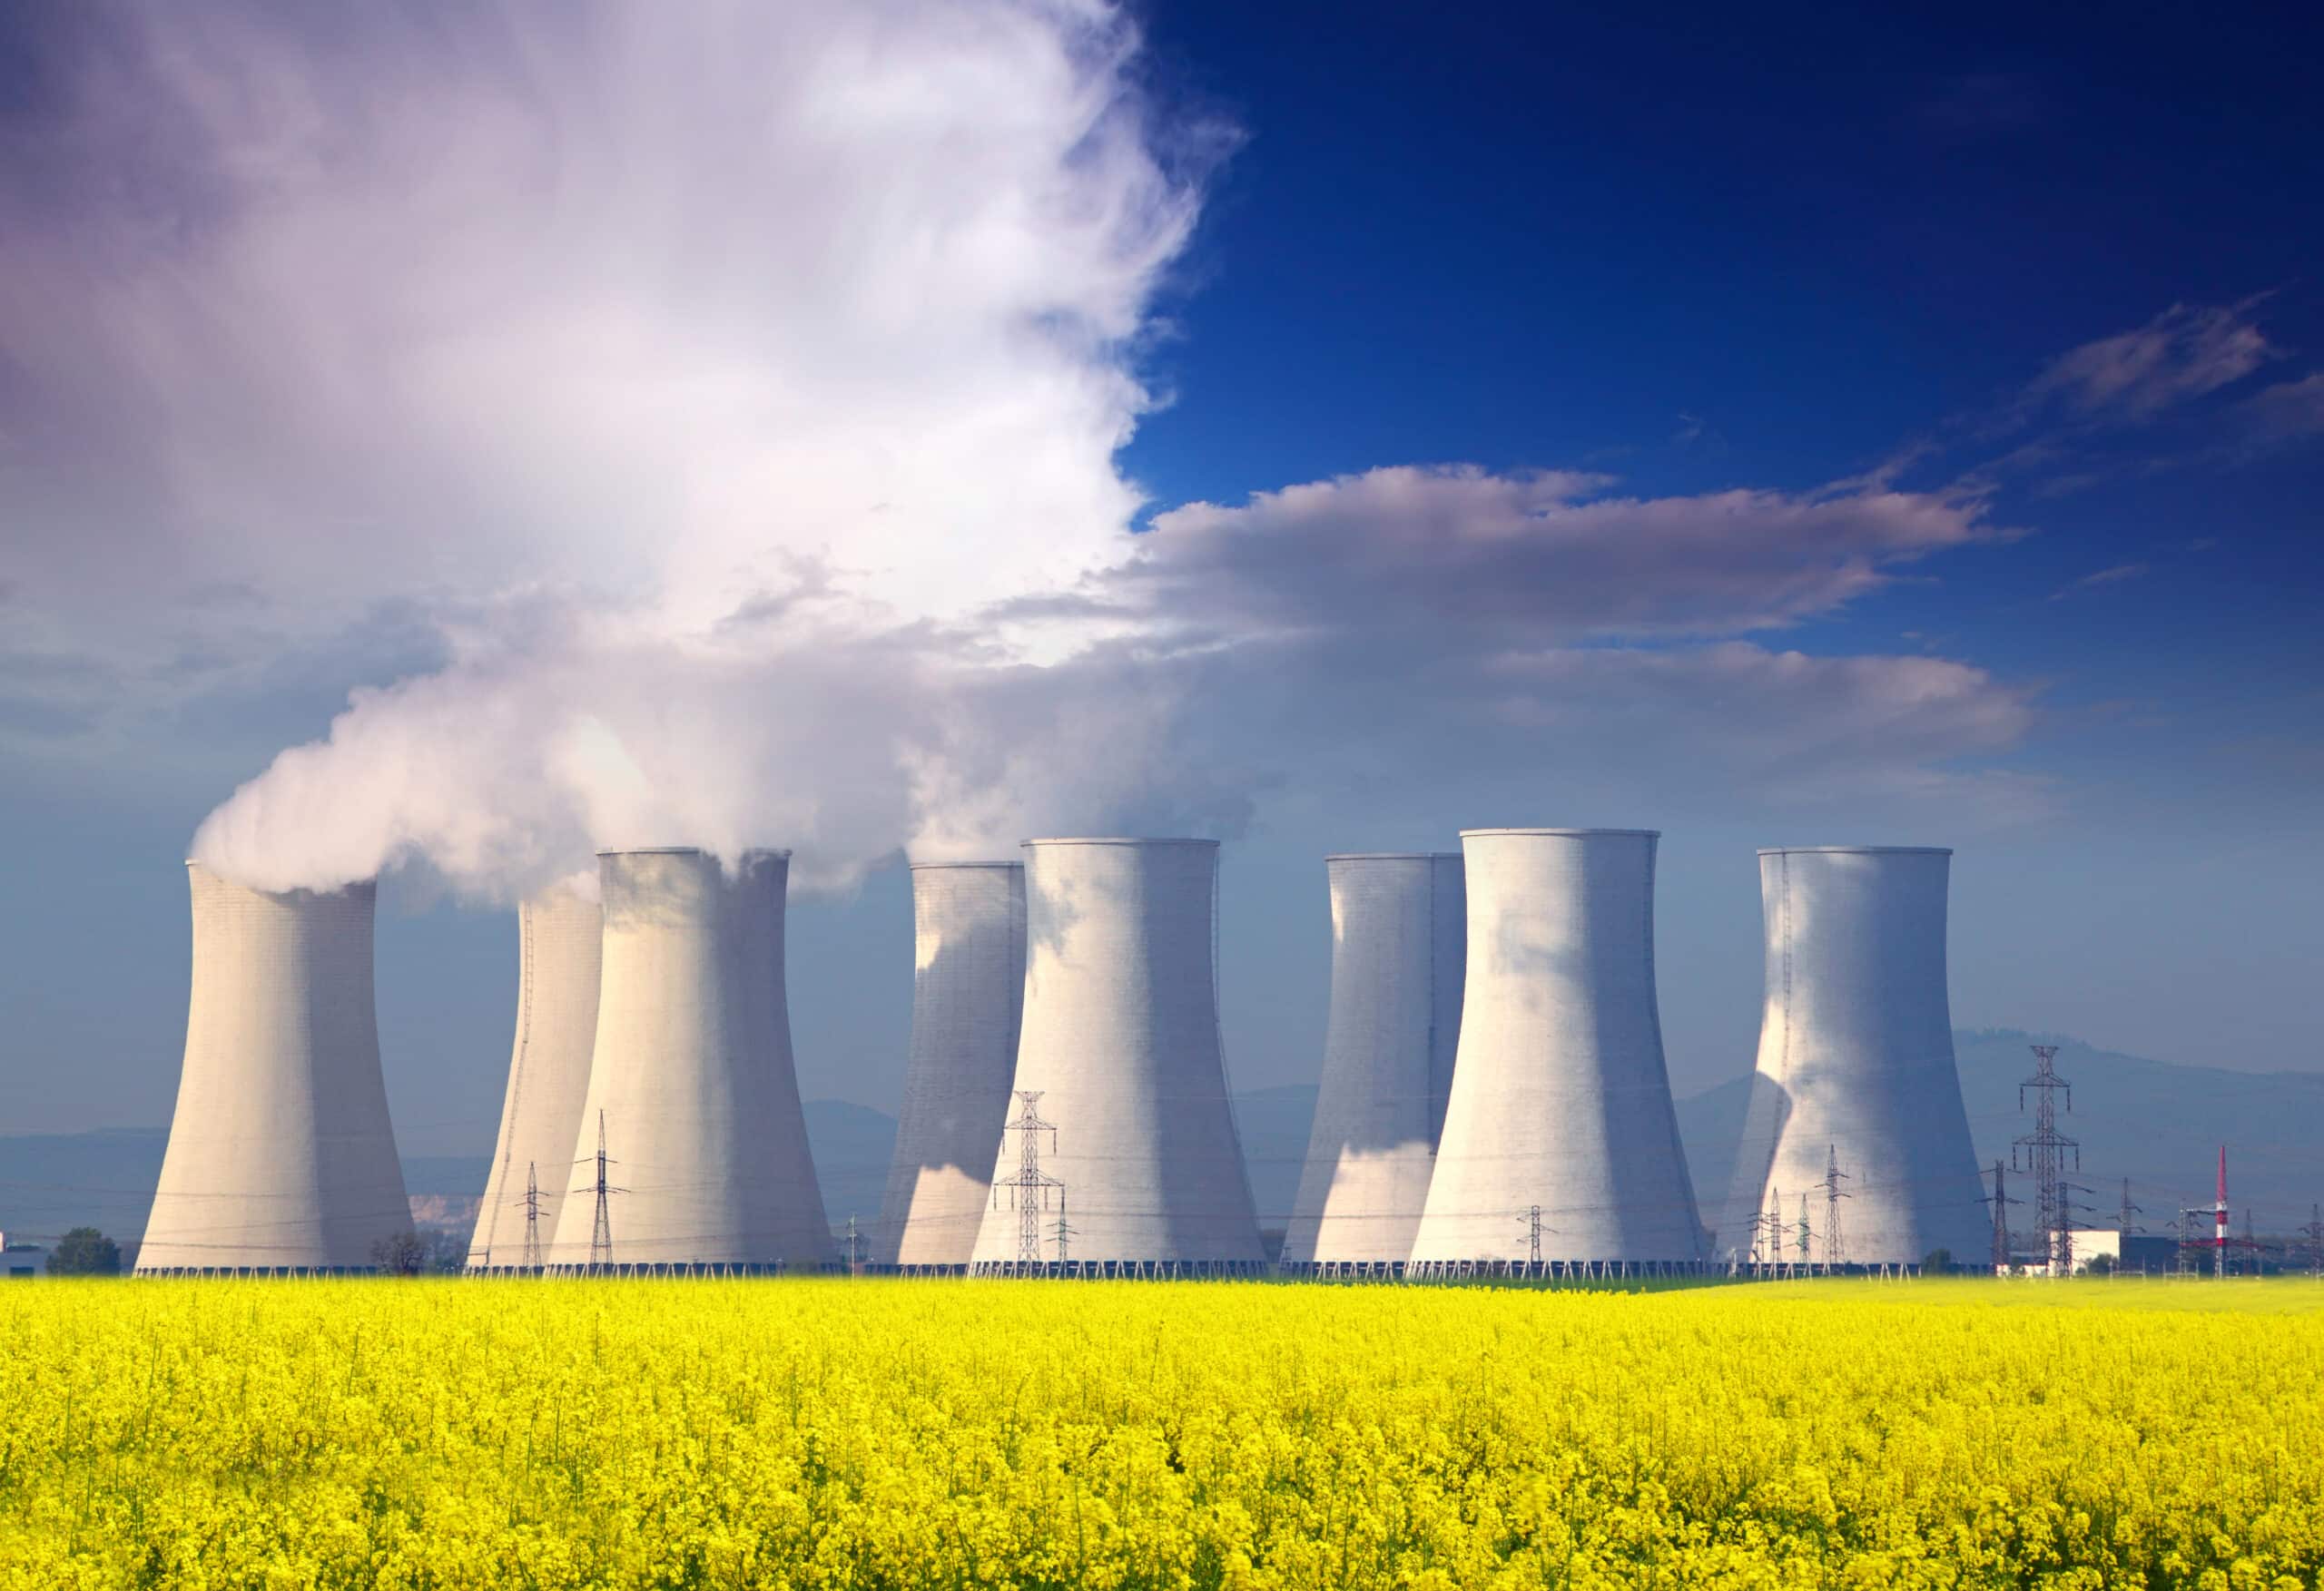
xmin=1819 ymin=1144 xmax=1850 ymax=1271
xmin=1517 ymin=1204 xmax=1544 ymax=1266
xmin=990 ymin=1090 xmax=1063 ymax=1265
xmin=571 ymin=1110 xmax=625 ymax=1272
xmin=2014 ymin=1044 xmax=2077 ymax=1272
xmin=518 ymin=1161 xmax=545 ymax=1272
xmin=1987 ymin=1160 xmax=2017 ymax=1272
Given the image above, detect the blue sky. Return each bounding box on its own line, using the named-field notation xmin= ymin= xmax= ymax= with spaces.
xmin=1 ymin=1 xmax=2320 ymax=1156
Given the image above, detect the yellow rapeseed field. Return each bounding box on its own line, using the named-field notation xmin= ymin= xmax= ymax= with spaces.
xmin=2 ymin=1277 xmax=2319 ymax=1589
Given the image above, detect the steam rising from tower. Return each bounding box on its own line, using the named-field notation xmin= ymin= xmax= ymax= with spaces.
xmin=1721 ymin=847 xmax=1988 ymax=1266
xmin=1411 ymin=829 xmax=1705 ymax=1269
xmin=1283 ymin=853 xmax=1464 ymax=1269
xmin=138 ymin=864 xmax=410 ymax=1272
xmin=970 ymin=839 xmax=1263 ymax=1272
xmin=877 ymin=861 xmax=1028 ymax=1268
xmin=547 ymin=849 xmax=832 ymax=1269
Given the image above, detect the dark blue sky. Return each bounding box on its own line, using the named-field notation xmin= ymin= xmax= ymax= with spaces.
xmin=2 ymin=1 xmax=2319 ymax=1163
xmin=1123 ymin=0 xmax=2324 ymax=828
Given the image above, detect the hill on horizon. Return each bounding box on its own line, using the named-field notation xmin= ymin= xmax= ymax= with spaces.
xmin=5 ymin=1031 xmax=2318 ymax=1249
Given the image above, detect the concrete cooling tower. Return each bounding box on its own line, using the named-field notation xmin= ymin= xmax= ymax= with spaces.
xmin=969 ymin=839 xmax=1264 ymax=1275
xmin=875 ymin=861 xmax=1027 ymax=1270
xmin=1720 ymin=847 xmax=1988 ymax=1269
xmin=547 ymin=849 xmax=832 ymax=1271
xmin=468 ymin=884 xmax=602 ymax=1270
xmin=1410 ymin=830 xmax=1705 ymax=1274
xmin=1282 ymin=853 xmax=1464 ymax=1272
xmin=137 ymin=864 xmax=411 ymax=1273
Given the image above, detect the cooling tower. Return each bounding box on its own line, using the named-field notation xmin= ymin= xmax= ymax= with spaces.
xmin=468 ymin=884 xmax=603 ymax=1269
xmin=137 ymin=864 xmax=411 ymax=1272
xmin=547 ymin=849 xmax=832 ymax=1270
xmin=1282 ymin=853 xmax=1464 ymax=1270
xmin=876 ymin=861 xmax=1027 ymax=1268
xmin=969 ymin=839 xmax=1264 ymax=1274
xmin=1410 ymin=830 xmax=1705 ymax=1272
xmin=1720 ymin=847 xmax=1988 ymax=1268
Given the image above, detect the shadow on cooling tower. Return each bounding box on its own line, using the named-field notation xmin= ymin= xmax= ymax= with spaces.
xmin=878 ymin=861 xmax=1027 ymax=1269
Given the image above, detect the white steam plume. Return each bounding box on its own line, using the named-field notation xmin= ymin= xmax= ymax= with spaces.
xmin=0 ymin=0 xmax=1215 ymax=896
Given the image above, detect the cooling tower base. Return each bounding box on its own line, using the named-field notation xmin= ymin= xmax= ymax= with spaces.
xmin=134 ymin=1266 xmax=384 ymax=1279
xmin=1404 ymin=1258 xmax=1713 ymax=1282
xmin=969 ymin=1259 xmax=1268 ymax=1280
xmin=540 ymin=1261 xmax=842 ymax=1278
xmin=1278 ymin=1260 xmax=1410 ymax=1280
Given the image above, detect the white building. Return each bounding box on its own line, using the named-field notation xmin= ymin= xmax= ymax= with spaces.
xmin=1410 ymin=829 xmax=1705 ymax=1272
xmin=1283 ymin=853 xmax=1463 ymax=1271
xmin=1720 ymin=847 xmax=1989 ymax=1268
xmin=468 ymin=884 xmax=602 ymax=1269
xmin=877 ymin=861 xmax=1027 ymax=1269
xmin=549 ymin=849 xmax=832 ymax=1271
xmin=969 ymin=839 xmax=1264 ymax=1274
xmin=138 ymin=865 xmax=410 ymax=1272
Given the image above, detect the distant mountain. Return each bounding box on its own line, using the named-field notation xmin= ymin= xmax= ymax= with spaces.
xmin=0 ymin=1101 xmax=901 ymax=1246
xmin=1677 ymin=1029 xmax=2324 ymax=1240
xmin=0 ymin=1126 xmax=165 ymax=1246
xmin=7 ymin=1038 xmax=2316 ymax=1249
xmin=803 ymin=1100 xmax=899 ymax=1229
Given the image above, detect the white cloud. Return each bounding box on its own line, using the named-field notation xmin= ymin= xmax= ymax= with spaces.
xmin=1 ymin=0 xmax=1198 ymax=647
xmin=5 ymin=5 xmax=2046 ymax=899
xmin=1116 ymin=465 xmax=2001 ymax=643
xmin=1030 ymin=466 xmax=2043 ymax=828
xmin=2019 ymin=300 xmax=2276 ymax=424
xmin=0 ymin=0 xmax=1231 ymax=897
xmin=2050 ymin=562 xmax=2150 ymax=601
xmin=2239 ymin=372 xmax=2324 ymax=442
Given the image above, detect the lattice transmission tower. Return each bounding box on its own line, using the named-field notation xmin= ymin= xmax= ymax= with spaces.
xmin=2112 ymin=1178 xmax=2142 ymax=1275
xmin=518 ymin=1161 xmax=546 ymax=1272
xmin=1514 ymin=1204 xmax=1547 ymax=1266
xmin=571 ymin=1109 xmax=625 ymax=1272
xmin=990 ymin=1090 xmax=1064 ymax=1264
xmin=1987 ymin=1160 xmax=2017 ymax=1272
xmin=1819 ymin=1144 xmax=1851 ymax=1271
xmin=2014 ymin=1045 xmax=2078 ymax=1272
xmin=1759 ymin=1185 xmax=1785 ymax=1267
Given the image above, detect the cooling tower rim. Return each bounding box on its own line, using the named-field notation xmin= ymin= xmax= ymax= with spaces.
xmin=180 ymin=859 xmax=377 ymax=897
xmin=1459 ymin=827 xmax=1659 ymax=840
xmin=1019 ymin=836 xmax=1220 ymax=849
xmin=1324 ymin=851 xmax=1462 ymax=861
xmin=907 ymin=859 xmax=1024 ymax=871
xmin=593 ymin=845 xmax=794 ymax=859
xmin=1757 ymin=844 xmax=1952 ymax=857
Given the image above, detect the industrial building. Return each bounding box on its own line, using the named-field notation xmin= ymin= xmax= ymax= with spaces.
xmin=1283 ymin=853 xmax=1464 ymax=1272
xmin=969 ymin=839 xmax=1265 ymax=1275
xmin=1721 ymin=847 xmax=1990 ymax=1268
xmin=876 ymin=860 xmax=1028 ymax=1269
xmin=547 ymin=849 xmax=833 ymax=1271
xmin=138 ymin=864 xmax=411 ymax=1273
xmin=1410 ymin=830 xmax=1706 ymax=1273
xmin=468 ymin=884 xmax=602 ymax=1270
